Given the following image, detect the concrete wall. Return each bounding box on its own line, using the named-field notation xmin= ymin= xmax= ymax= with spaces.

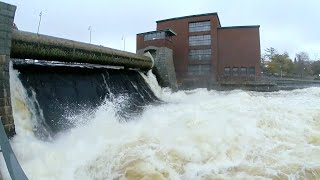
xmin=138 ymin=46 xmax=177 ymax=90
xmin=0 ymin=2 xmax=16 ymax=137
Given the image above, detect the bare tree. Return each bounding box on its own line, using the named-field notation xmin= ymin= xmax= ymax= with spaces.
xmin=296 ymin=52 xmax=310 ymax=62
xmin=295 ymin=52 xmax=311 ymax=77
xmin=264 ymin=47 xmax=278 ymax=61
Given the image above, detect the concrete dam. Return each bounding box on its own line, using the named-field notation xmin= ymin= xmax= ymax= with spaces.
xmin=2 ymin=22 xmax=158 ymax=136
xmin=1 ymin=2 xmax=320 ymax=180
xmin=2 ymin=29 xmax=160 ymax=136
xmin=0 ymin=2 xmax=161 ymax=179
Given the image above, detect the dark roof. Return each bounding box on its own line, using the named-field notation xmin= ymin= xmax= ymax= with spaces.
xmin=218 ymin=25 xmax=260 ymax=30
xmin=156 ymin=13 xmax=221 ymax=27
xmin=137 ymin=29 xmax=177 ymax=36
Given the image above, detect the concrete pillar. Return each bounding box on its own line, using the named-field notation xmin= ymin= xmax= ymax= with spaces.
xmin=138 ymin=46 xmax=178 ymax=90
xmin=0 ymin=2 xmax=16 ymax=137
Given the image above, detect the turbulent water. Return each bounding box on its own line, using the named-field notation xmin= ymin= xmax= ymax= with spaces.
xmin=11 ymin=60 xmax=159 ymax=138
xmin=1 ymin=66 xmax=320 ymax=180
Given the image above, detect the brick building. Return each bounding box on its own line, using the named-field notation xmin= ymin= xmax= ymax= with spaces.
xmin=137 ymin=13 xmax=261 ymax=88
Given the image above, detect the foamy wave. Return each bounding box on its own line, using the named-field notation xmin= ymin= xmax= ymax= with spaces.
xmin=76 ymin=87 xmax=320 ymax=179
xmin=2 ymin=66 xmax=320 ymax=179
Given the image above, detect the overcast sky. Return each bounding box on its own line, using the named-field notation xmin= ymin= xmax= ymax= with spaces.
xmin=3 ymin=0 xmax=320 ymax=60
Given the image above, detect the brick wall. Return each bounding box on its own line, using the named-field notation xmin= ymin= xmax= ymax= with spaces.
xmin=0 ymin=1 xmax=16 ymax=137
xmin=217 ymin=27 xmax=261 ymax=81
xmin=156 ymin=15 xmax=219 ymax=84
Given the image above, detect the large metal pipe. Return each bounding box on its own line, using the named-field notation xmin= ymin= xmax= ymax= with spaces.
xmin=10 ymin=30 xmax=153 ymax=70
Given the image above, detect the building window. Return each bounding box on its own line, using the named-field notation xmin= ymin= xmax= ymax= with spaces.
xmin=233 ymin=67 xmax=239 ymax=77
xmin=224 ymin=67 xmax=231 ymax=76
xmin=249 ymin=67 xmax=255 ymax=76
xmin=241 ymin=67 xmax=247 ymax=77
xmin=189 ymin=21 xmax=211 ymax=32
xmin=189 ymin=35 xmax=211 ymax=46
xmin=188 ymin=64 xmax=211 ymax=75
xmin=189 ymin=49 xmax=211 ymax=61
xmin=144 ymin=32 xmax=165 ymax=41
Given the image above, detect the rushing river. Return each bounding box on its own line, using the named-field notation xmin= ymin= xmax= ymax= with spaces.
xmin=1 ymin=68 xmax=320 ymax=180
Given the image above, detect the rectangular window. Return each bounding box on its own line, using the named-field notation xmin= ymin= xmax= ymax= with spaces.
xmin=189 ymin=49 xmax=211 ymax=61
xmin=144 ymin=32 xmax=165 ymax=41
xmin=249 ymin=67 xmax=255 ymax=76
xmin=188 ymin=64 xmax=211 ymax=75
xmin=224 ymin=67 xmax=231 ymax=76
xmin=241 ymin=67 xmax=247 ymax=77
xmin=233 ymin=67 xmax=239 ymax=77
xmin=189 ymin=21 xmax=211 ymax=32
xmin=189 ymin=35 xmax=211 ymax=46
xmin=143 ymin=34 xmax=149 ymax=41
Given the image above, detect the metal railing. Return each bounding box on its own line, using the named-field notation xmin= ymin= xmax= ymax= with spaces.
xmin=0 ymin=117 xmax=28 ymax=180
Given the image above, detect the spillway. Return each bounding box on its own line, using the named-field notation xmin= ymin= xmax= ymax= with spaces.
xmin=0 ymin=62 xmax=320 ymax=179
xmin=8 ymin=60 xmax=159 ymax=139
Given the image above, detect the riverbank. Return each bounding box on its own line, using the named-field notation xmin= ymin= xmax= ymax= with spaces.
xmin=179 ymin=77 xmax=320 ymax=92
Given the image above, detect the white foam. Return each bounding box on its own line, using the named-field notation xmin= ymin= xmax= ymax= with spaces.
xmin=140 ymin=70 xmax=163 ymax=98
xmin=1 ymin=68 xmax=320 ymax=179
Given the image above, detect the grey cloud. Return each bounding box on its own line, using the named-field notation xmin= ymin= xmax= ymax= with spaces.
xmin=3 ymin=0 xmax=320 ymax=58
